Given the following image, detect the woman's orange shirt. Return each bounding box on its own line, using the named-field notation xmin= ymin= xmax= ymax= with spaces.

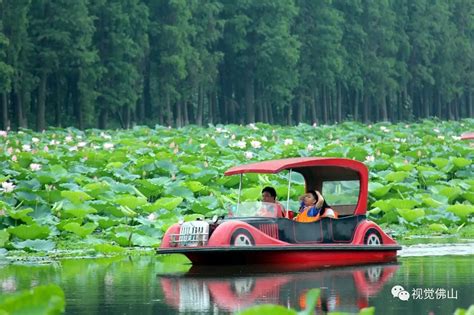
xmin=295 ymin=207 xmax=338 ymax=222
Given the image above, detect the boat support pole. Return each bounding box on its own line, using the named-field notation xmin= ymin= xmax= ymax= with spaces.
xmin=286 ymin=169 xmax=292 ymax=215
xmin=237 ymin=173 xmax=243 ymax=212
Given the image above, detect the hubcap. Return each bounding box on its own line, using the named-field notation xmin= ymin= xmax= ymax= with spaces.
xmin=234 ymin=234 xmax=253 ymax=246
xmin=367 ymin=234 xmax=381 ymax=246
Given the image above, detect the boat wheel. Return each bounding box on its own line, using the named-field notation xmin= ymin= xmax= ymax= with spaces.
xmin=231 ymin=229 xmax=255 ymax=246
xmin=364 ymin=229 xmax=382 ymax=246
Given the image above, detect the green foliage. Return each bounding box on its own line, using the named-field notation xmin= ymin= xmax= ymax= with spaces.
xmin=0 ymin=120 xmax=472 ymax=254
xmin=0 ymin=284 xmax=65 ymax=314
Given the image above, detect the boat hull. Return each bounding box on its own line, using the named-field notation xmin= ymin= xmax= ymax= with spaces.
xmin=157 ymin=245 xmax=400 ymax=268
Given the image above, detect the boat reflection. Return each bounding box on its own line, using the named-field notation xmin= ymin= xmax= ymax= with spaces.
xmin=159 ymin=263 xmax=399 ymax=313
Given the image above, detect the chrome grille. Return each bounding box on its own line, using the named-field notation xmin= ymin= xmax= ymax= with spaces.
xmin=170 ymin=221 xmax=209 ymax=247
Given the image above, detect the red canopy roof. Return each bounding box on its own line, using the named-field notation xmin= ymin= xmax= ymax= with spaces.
xmin=461 ymin=132 xmax=474 ymax=140
xmin=224 ymin=157 xmax=366 ymax=176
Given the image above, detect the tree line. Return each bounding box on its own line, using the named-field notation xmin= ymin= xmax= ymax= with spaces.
xmin=0 ymin=0 xmax=473 ymax=130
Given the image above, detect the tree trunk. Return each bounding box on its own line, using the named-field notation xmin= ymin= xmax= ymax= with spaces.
xmin=267 ymin=101 xmax=274 ymax=124
xmin=337 ymin=82 xmax=342 ymax=123
xmin=124 ymin=105 xmax=130 ymax=129
xmin=176 ymin=101 xmax=182 ymax=128
xmin=311 ymin=89 xmax=317 ymax=124
xmin=380 ymin=88 xmax=388 ymax=121
xmin=37 ymin=70 xmax=47 ymax=131
xmin=1 ymin=93 xmax=8 ymax=130
xmin=143 ymin=56 xmax=151 ymax=122
xmin=165 ymin=91 xmax=173 ymax=127
xmin=354 ymin=89 xmax=359 ymax=121
xmin=55 ymin=74 xmax=61 ymax=127
xmin=183 ymin=100 xmax=189 ymax=125
xmin=197 ymin=86 xmax=203 ymax=126
xmin=363 ymin=92 xmax=369 ymax=123
xmin=245 ymin=70 xmax=255 ymax=124
xmin=468 ymin=91 xmax=473 ymax=117
xmin=99 ymin=108 xmax=108 ymax=129
xmin=211 ymin=91 xmax=218 ymax=124
xmin=296 ymin=93 xmax=303 ymax=124
xmin=14 ymin=86 xmax=24 ymax=129
xmin=323 ymin=86 xmax=328 ymax=124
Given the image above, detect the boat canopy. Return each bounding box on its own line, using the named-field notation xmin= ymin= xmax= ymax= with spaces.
xmin=224 ymin=157 xmax=369 ymax=215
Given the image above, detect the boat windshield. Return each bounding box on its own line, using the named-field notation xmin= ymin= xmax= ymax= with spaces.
xmin=227 ymin=201 xmax=284 ymax=218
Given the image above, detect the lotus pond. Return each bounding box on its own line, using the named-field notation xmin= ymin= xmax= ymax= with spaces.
xmin=0 ymin=119 xmax=473 ymax=256
xmin=0 ymin=119 xmax=473 ymax=313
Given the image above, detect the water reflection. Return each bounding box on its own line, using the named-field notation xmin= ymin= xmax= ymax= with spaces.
xmin=159 ymin=264 xmax=399 ymax=314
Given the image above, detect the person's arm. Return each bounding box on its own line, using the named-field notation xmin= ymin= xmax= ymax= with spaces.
xmin=307 ymin=206 xmax=320 ymax=217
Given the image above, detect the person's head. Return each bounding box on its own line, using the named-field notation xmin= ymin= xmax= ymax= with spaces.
xmin=261 ymin=186 xmax=277 ymax=203
xmin=302 ymin=190 xmax=327 ymax=208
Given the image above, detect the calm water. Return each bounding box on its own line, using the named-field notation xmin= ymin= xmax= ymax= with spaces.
xmin=0 ymin=244 xmax=473 ymax=314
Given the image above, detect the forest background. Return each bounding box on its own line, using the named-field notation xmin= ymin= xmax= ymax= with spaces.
xmin=0 ymin=0 xmax=473 ymax=131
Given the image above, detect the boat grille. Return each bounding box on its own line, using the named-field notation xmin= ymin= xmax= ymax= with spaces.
xmin=170 ymin=221 xmax=209 ymax=247
xmin=258 ymin=224 xmax=279 ymax=239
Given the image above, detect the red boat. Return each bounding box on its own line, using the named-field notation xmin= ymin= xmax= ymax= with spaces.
xmin=461 ymin=132 xmax=474 ymax=140
xmin=158 ymin=157 xmax=401 ymax=267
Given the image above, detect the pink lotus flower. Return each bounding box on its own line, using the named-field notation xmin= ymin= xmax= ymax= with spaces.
xmin=1 ymin=181 xmax=16 ymax=193
xmin=30 ymin=163 xmax=42 ymax=171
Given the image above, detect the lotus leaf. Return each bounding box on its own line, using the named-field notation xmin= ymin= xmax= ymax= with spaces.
xmin=131 ymin=234 xmax=159 ymax=247
xmin=447 ymin=204 xmax=474 ymax=220
xmin=165 ymin=184 xmax=194 ymax=199
xmin=180 ymin=165 xmax=202 ymax=175
xmin=0 ymin=284 xmax=64 ymax=314
xmin=12 ymin=239 xmax=56 ymax=251
xmin=63 ymin=222 xmax=98 ymax=237
xmin=6 ymin=208 xmax=34 ymax=224
xmin=431 ymin=157 xmax=450 ymax=169
xmin=115 ymin=195 xmax=147 ymax=210
xmin=84 ymin=182 xmax=111 ymax=197
xmin=94 ymin=243 xmax=126 ymax=254
xmin=238 ymin=305 xmax=296 ymax=315
xmin=388 ymin=199 xmax=420 ymax=209
xmin=369 ymin=183 xmax=392 ymax=198
xmin=8 ymin=224 xmax=50 ymax=240
xmin=62 ymin=202 xmax=97 ymax=219
xmin=397 ymin=208 xmax=425 ymax=222
xmin=385 ymin=171 xmax=410 ymax=182
xmin=346 ymin=147 xmax=369 ymax=161
xmin=463 ymin=192 xmax=474 ymax=204
xmin=240 ymin=187 xmax=261 ymax=201
xmin=185 ymin=181 xmax=206 ymax=193
xmin=452 ymin=157 xmax=471 ymax=169
xmin=61 ymin=190 xmax=93 ymax=203
xmin=145 ymin=197 xmax=183 ymax=212
xmin=429 ymin=223 xmax=448 ymax=232
xmin=0 ymin=229 xmax=9 ymax=247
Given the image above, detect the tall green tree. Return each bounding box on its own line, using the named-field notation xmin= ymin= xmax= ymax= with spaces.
xmin=1 ymin=0 xmax=31 ymax=129
xmin=296 ymin=0 xmax=344 ymax=124
xmin=220 ymin=0 xmax=299 ymax=124
xmin=147 ymin=0 xmax=192 ymax=126
xmin=29 ymin=0 xmax=97 ymax=130
xmin=91 ymin=0 xmax=148 ymax=129
xmin=0 ymin=0 xmax=14 ymax=129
